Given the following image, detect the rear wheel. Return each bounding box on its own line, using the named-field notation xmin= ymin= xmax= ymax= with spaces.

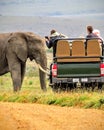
xmin=51 ymin=84 xmax=59 ymax=93
xmin=98 ymin=83 xmax=103 ymax=92
xmin=51 ymin=83 xmax=76 ymax=92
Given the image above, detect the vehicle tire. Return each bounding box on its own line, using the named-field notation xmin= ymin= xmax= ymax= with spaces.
xmin=98 ymin=83 xmax=103 ymax=92
xmin=51 ymin=84 xmax=59 ymax=93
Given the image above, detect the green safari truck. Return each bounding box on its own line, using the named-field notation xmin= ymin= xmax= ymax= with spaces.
xmin=49 ymin=38 xmax=104 ymax=91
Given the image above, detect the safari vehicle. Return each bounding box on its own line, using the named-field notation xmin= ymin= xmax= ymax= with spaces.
xmin=49 ymin=38 xmax=104 ymax=91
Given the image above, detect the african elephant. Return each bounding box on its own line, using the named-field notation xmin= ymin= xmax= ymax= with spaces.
xmin=0 ymin=32 xmax=47 ymax=91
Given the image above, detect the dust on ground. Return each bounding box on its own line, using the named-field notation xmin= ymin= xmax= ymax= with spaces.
xmin=0 ymin=102 xmax=104 ymax=130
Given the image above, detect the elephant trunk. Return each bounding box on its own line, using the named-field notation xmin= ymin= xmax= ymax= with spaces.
xmin=35 ymin=52 xmax=47 ymax=92
xmin=39 ymin=56 xmax=47 ymax=91
xmin=39 ymin=69 xmax=47 ymax=91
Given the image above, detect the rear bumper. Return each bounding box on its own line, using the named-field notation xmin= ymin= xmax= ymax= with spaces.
xmin=52 ymin=77 xmax=104 ymax=84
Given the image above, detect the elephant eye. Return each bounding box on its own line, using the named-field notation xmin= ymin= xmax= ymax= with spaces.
xmin=8 ymin=37 xmax=17 ymax=42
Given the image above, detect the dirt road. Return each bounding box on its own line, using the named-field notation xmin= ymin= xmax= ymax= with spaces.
xmin=0 ymin=102 xmax=104 ymax=130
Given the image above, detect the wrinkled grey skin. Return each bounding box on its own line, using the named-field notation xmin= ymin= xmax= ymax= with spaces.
xmin=0 ymin=32 xmax=47 ymax=92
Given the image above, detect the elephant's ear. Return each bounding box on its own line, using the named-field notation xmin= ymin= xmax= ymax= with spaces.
xmin=8 ymin=34 xmax=27 ymax=62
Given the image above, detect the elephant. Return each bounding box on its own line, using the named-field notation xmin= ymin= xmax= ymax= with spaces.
xmin=0 ymin=32 xmax=47 ymax=92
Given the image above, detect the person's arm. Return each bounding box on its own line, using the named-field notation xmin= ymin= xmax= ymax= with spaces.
xmin=45 ymin=39 xmax=52 ymax=48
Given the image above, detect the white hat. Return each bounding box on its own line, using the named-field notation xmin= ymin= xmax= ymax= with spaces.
xmin=93 ymin=29 xmax=100 ymax=36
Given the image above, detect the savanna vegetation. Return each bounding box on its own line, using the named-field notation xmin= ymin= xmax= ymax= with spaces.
xmin=0 ymin=57 xmax=104 ymax=110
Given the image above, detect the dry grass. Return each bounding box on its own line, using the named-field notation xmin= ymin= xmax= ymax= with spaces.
xmin=0 ymin=59 xmax=104 ymax=110
xmin=0 ymin=74 xmax=104 ymax=110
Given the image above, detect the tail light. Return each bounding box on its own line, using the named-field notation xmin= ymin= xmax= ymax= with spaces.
xmin=52 ymin=64 xmax=57 ymax=77
xmin=100 ymin=63 xmax=104 ymax=76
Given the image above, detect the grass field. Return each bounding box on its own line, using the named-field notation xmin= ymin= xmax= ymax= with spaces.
xmin=0 ymin=62 xmax=104 ymax=110
xmin=0 ymin=55 xmax=104 ymax=110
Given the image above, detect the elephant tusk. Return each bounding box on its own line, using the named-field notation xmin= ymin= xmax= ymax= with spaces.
xmin=37 ymin=64 xmax=50 ymax=75
xmin=34 ymin=61 xmax=50 ymax=75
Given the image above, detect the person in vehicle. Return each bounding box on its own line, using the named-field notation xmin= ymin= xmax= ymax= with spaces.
xmin=45 ymin=29 xmax=68 ymax=57
xmin=86 ymin=25 xmax=97 ymax=39
xmin=93 ymin=29 xmax=103 ymax=52
xmin=85 ymin=26 xmax=99 ymax=48
xmin=93 ymin=29 xmax=103 ymax=42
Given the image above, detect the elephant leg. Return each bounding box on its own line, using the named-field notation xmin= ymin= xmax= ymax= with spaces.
xmin=11 ymin=63 xmax=21 ymax=91
xmin=21 ymin=63 xmax=26 ymax=85
xmin=7 ymin=57 xmax=22 ymax=92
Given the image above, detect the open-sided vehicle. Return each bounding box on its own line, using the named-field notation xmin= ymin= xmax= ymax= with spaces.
xmin=49 ymin=38 xmax=104 ymax=91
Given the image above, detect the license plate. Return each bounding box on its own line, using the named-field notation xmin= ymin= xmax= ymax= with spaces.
xmin=81 ymin=78 xmax=88 ymax=82
xmin=73 ymin=78 xmax=79 ymax=82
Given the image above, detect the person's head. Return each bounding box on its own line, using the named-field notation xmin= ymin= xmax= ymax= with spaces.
xmin=50 ymin=29 xmax=56 ymax=35
xmin=87 ymin=26 xmax=93 ymax=34
xmin=50 ymin=29 xmax=60 ymax=37
xmin=93 ymin=29 xmax=100 ymax=36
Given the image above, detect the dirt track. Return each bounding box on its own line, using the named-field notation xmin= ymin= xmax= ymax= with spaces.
xmin=0 ymin=102 xmax=104 ymax=130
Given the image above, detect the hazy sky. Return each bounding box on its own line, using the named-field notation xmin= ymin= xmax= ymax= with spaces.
xmin=0 ymin=0 xmax=104 ymax=16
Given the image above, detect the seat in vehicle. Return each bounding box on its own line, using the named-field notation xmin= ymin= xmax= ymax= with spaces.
xmin=56 ymin=40 xmax=71 ymax=62
xmin=86 ymin=40 xmax=101 ymax=62
xmin=70 ymin=40 xmax=86 ymax=62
